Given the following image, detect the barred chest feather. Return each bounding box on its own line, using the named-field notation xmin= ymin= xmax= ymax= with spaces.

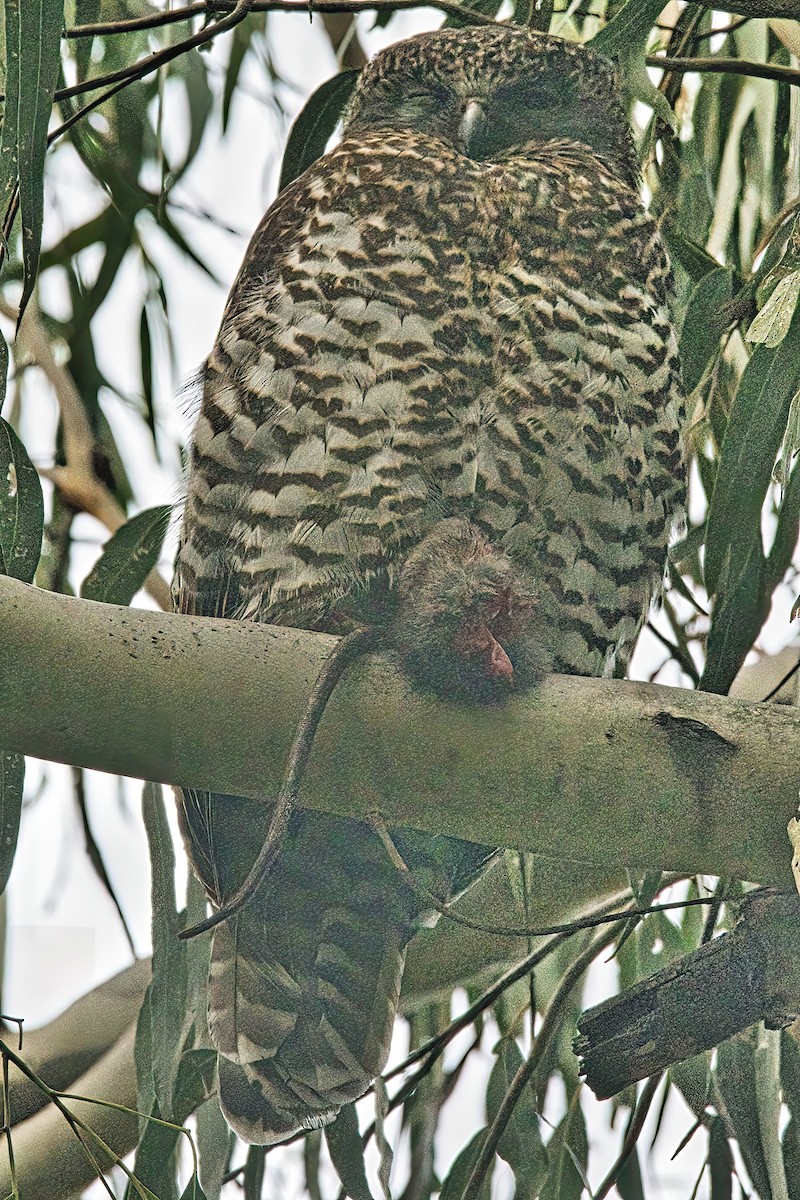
xmin=178 ymin=130 xmax=684 ymax=677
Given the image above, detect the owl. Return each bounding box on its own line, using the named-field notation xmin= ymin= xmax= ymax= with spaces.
xmin=174 ymin=24 xmax=685 ymax=1145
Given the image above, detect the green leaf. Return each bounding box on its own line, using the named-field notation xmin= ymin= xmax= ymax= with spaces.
xmin=747 ymin=272 xmax=800 ymax=348
xmin=661 ymin=220 xmax=722 ymax=286
xmin=486 ymin=1039 xmax=546 ymax=1198
xmin=701 ymin=542 xmax=766 ymax=696
xmin=591 ymin=0 xmax=676 ymax=126
xmin=278 ymin=70 xmax=360 ymax=194
xmin=716 ymin=1029 xmax=773 ymax=1200
xmin=439 ymin=1129 xmax=491 ymax=1200
xmin=179 ymin=1175 xmax=209 ymax=1200
xmin=243 ymin=1146 xmax=266 ymax=1200
xmin=71 ymin=0 xmax=101 ymax=83
xmin=678 ymin=267 xmax=734 ymax=394
xmin=194 ymin=1097 xmax=232 ymax=1200
xmin=708 ymin=1116 xmax=734 ymax=1200
xmin=616 ymin=1145 xmax=645 ymax=1200
xmin=324 ymin=1103 xmax=374 ymax=1200
xmin=128 ymin=1049 xmax=216 ymax=1200
xmin=0 ymin=416 xmax=44 ymax=582
xmin=783 ymin=1118 xmax=800 ymax=1200
xmin=538 ymin=1090 xmax=588 ymax=1200
xmin=705 ymin=314 xmax=800 ymax=596
xmin=222 ymin=13 xmax=257 ymax=133
xmin=171 ymin=50 xmax=214 ymax=182
xmin=3 ymin=0 xmax=64 ymax=316
xmin=142 ymin=781 xmax=187 ymax=1119
xmin=80 ymin=505 xmax=171 ymax=605
xmin=0 ymin=750 xmax=23 ymax=896
xmin=442 ymin=0 xmax=505 ymax=28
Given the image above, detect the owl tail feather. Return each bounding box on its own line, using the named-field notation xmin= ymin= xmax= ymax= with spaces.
xmin=207 ymin=905 xmax=410 ymax=1145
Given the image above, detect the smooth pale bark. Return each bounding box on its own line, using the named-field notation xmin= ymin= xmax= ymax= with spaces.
xmin=2 ymin=576 xmax=799 ymax=885
xmin=2 ymin=576 xmax=799 ymax=887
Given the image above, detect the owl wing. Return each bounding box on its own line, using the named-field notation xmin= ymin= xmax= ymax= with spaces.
xmin=175 ymin=130 xmax=494 ymax=629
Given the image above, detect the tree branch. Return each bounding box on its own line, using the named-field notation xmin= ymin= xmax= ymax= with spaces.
xmin=3 ymin=960 xmax=151 ymax=1127
xmin=1 ymin=576 xmax=797 ymax=887
xmin=63 ymin=0 xmax=495 ymax=39
xmin=646 ymin=53 xmax=800 ymax=89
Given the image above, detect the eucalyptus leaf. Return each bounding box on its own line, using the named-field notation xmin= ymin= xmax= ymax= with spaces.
xmin=142 ymin=781 xmax=187 ymax=1119
xmin=678 ymin=267 xmax=734 ymax=394
xmin=538 ymin=1091 xmax=588 ymax=1200
xmin=80 ymin=505 xmax=172 ymax=605
xmin=324 ymin=1103 xmax=374 ymax=1200
xmin=708 ymin=1116 xmax=734 ymax=1200
xmin=439 ymin=1129 xmax=491 ymax=1200
xmin=747 ymin=272 xmax=800 ymax=348
xmin=716 ymin=1029 xmax=773 ymax=1200
xmin=278 ymin=70 xmax=360 ymax=193
xmin=0 ymin=751 xmax=24 ymax=897
xmin=705 ymin=314 xmax=800 ymax=597
xmin=0 ymin=416 xmax=44 ymax=583
xmin=7 ymin=0 xmax=64 ymax=316
xmin=179 ymin=1174 xmax=209 ymax=1200
xmin=486 ymin=1039 xmax=546 ymax=1198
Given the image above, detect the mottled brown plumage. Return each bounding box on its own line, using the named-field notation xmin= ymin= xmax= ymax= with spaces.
xmin=175 ymin=24 xmax=685 ymax=1144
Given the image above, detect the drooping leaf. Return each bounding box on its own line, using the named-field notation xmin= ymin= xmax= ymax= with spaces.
xmin=0 ymin=416 xmax=44 ymax=582
xmin=179 ymin=1174 xmax=209 ymax=1200
xmin=0 ymin=751 xmax=24 ymax=897
xmin=538 ymin=1090 xmax=589 ymax=1200
xmin=128 ymin=1048 xmax=216 ymax=1200
xmin=591 ymin=0 xmax=676 ymax=125
xmin=616 ymin=1144 xmax=645 ymax=1200
xmin=71 ymin=0 xmax=101 ymax=83
xmin=4 ymin=0 xmax=64 ymax=315
xmin=278 ymin=70 xmax=360 ymax=194
xmin=708 ymin=1116 xmax=734 ymax=1200
xmin=170 ymin=50 xmax=214 ymax=182
xmin=705 ymin=314 xmax=800 ymax=597
xmin=324 ymin=1103 xmax=374 ymax=1200
xmin=142 ymin=781 xmax=188 ymax=1119
xmin=243 ymin=1146 xmax=266 ymax=1200
xmin=716 ymin=1029 xmax=773 ymax=1200
xmin=486 ymin=1038 xmax=546 ymax=1198
xmin=439 ymin=1129 xmax=491 ymax=1200
xmin=80 ymin=505 xmax=172 ymax=606
xmin=747 ymin=271 xmax=800 ymax=348
xmin=678 ymin=267 xmax=734 ymax=394
xmin=194 ymin=1097 xmax=232 ymax=1200
xmin=442 ymin=0 xmax=505 ymax=29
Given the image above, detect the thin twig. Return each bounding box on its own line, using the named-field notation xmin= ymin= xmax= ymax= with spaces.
xmin=64 ymin=0 xmax=496 ymax=38
xmin=370 ymin=816 xmax=706 ymax=938
xmin=646 ymin=53 xmax=800 ymax=89
xmin=462 ymin=919 xmax=625 ymax=1200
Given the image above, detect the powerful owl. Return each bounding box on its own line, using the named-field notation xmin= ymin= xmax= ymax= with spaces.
xmin=174 ymin=24 xmax=685 ymax=1144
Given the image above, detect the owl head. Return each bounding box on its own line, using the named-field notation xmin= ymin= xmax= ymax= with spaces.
xmin=345 ymin=25 xmax=638 ymax=187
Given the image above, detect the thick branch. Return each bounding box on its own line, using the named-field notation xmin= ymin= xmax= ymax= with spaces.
xmin=1 ymin=577 xmax=797 ymax=886
xmin=3 ymin=960 xmax=151 ymax=1126
xmin=576 ymin=890 xmax=800 ymax=1097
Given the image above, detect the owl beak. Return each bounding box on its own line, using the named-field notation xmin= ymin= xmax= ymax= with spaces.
xmin=458 ymin=100 xmax=487 ymax=158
